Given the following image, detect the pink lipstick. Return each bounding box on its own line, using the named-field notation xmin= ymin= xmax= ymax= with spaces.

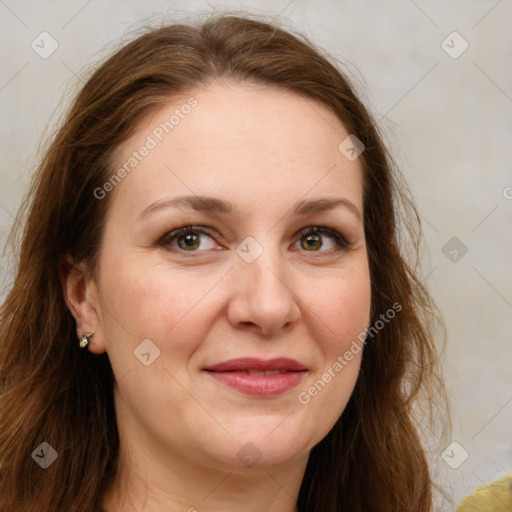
xmin=203 ymin=357 xmax=307 ymax=397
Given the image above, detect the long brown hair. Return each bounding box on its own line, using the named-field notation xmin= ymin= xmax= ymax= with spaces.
xmin=0 ymin=13 xmax=448 ymax=512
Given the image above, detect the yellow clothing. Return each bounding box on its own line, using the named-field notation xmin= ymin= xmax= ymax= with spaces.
xmin=457 ymin=474 xmax=512 ymax=511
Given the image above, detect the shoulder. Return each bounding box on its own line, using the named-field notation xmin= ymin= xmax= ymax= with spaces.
xmin=457 ymin=474 xmax=512 ymax=511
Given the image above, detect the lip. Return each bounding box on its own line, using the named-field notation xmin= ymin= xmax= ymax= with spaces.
xmin=203 ymin=357 xmax=308 ymax=397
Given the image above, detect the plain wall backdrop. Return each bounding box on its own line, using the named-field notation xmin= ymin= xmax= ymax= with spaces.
xmin=1 ymin=1 xmax=511 ymax=510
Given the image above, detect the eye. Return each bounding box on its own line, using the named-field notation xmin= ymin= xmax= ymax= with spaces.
xmin=158 ymin=226 xmax=221 ymax=252
xmin=157 ymin=225 xmax=349 ymax=255
xmin=292 ymin=226 xmax=349 ymax=253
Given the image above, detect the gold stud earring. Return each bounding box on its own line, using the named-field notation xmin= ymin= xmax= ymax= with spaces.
xmin=79 ymin=331 xmax=94 ymax=349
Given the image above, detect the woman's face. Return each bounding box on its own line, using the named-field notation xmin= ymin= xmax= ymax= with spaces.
xmin=88 ymin=82 xmax=371 ymax=472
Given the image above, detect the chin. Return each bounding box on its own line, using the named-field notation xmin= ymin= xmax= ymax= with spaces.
xmin=197 ymin=420 xmax=316 ymax=471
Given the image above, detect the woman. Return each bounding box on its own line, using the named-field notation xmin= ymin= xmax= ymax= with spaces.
xmin=0 ymin=14 xmax=448 ymax=512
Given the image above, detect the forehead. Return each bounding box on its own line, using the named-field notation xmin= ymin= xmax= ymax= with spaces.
xmin=107 ymin=81 xmax=364 ymax=218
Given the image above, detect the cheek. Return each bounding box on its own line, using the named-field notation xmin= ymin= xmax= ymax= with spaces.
xmin=296 ymin=266 xmax=370 ymax=416
xmin=308 ymin=265 xmax=372 ymax=351
xmin=98 ymin=257 xmax=219 ymax=342
xmin=96 ymin=260 xmax=217 ymax=409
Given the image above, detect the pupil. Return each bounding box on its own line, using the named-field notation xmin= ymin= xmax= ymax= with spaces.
xmin=303 ymin=234 xmax=321 ymax=250
xmin=179 ymin=233 xmax=199 ymax=250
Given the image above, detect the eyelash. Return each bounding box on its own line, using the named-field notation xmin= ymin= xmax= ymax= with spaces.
xmin=157 ymin=225 xmax=350 ymax=255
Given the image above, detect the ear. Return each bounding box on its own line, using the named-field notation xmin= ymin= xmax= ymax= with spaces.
xmin=59 ymin=254 xmax=106 ymax=354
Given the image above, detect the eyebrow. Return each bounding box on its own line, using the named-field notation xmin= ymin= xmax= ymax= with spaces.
xmin=136 ymin=195 xmax=362 ymax=221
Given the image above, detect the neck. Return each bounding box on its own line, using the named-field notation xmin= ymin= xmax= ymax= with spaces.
xmin=101 ymin=442 xmax=307 ymax=512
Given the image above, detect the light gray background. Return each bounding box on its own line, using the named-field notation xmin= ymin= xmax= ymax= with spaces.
xmin=1 ymin=1 xmax=511 ymax=510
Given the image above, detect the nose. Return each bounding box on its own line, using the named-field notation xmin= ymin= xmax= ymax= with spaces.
xmin=225 ymin=241 xmax=302 ymax=336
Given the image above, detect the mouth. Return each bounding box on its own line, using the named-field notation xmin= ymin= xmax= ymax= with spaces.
xmin=203 ymin=357 xmax=308 ymax=397
xmin=226 ymin=369 xmax=288 ymax=376
xmin=204 ymin=357 xmax=307 ymax=373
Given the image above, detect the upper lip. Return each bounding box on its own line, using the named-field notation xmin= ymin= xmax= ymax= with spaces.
xmin=203 ymin=357 xmax=307 ymax=372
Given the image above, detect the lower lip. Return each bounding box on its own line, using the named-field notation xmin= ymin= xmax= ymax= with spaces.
xmin=206 ymin=371 xmax=306 ymax=397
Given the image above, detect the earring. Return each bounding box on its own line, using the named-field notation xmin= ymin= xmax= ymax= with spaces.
xmin=79 ymin=331 xmax=94 ymax=349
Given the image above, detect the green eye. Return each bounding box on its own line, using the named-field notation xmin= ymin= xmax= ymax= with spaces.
xmin=158 ymin=225 xmax=349 ymax=254
xmin=176 ymin=232 xmax=201 ymax=250
xmin=301 ymin=233 xmax=322 ymax=251
xmin=159 ymin=227 xmax=218 ymax=252
xmin=295 ymin=227 xmax=349 ymax=252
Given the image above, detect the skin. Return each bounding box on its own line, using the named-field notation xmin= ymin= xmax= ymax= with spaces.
xmin=62 ymin=81 xmax=372 ymax=512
